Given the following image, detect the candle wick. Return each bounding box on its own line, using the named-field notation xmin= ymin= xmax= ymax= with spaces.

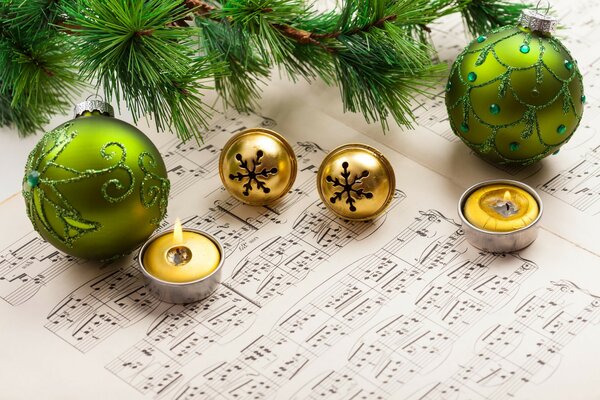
xmin=491 ymin=200 xmax=519 ymax=217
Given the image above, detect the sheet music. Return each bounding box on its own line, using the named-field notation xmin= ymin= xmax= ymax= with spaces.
xmin=1 ymin=0 xmax=600 ymax=398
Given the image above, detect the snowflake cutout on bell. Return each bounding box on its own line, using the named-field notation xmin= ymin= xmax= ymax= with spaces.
xmin=445 ymin=9 xmax=585 ymax=165
xmin=219 ymin=128 xmax=297 ymax=206
xmin=22 ymin=99 xmax=170 ymax=260
xmin=317 ymin=144 xmax=395 ymax=221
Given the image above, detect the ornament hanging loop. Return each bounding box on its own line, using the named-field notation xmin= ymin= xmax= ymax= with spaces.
xmin=85 ymin=93 xmax=105 ymax=102
xmin=533 ymin=0 xmax=552 ymax=16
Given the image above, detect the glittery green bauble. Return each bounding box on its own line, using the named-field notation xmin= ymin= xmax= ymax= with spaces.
xmin=445 ymin=26 xmax=585 ymax=164
xmin=22 ymin=113 xmax=170 ymax=260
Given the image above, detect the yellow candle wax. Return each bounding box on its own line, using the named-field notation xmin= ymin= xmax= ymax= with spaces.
xmin=142 ymin=228 xmax=221 ymax=283
xmin=464 ymin=184 xmax=539 ymax=232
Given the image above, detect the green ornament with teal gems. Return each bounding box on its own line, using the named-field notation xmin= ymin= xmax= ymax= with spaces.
xmin=22 ymin=100 xmax=170 ymax=260
xmin=445 ymin=10 xmax=585 ymax=165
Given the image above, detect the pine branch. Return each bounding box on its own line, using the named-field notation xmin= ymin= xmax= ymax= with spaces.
xmin=156 ymin=57 xmax=226 ymax=143
xmin=0 ymin=91 xmax=48 ymax=134
xmin=60 ymin=0 xmax=227 ymax=141
xmin=0 ymin=0 xmax=531 ymax=141
xmin=6 ymin=0 xmax=70 ymax=35
xmin=193 ymin=0 xmax=453 ymax=129
xmin=198 ymin=18 xmax=270 ymax=111
xmin=330 ymin=13 xmax=447 ymax=129
xmin=0 ymin=0 xmax=82 ymax=135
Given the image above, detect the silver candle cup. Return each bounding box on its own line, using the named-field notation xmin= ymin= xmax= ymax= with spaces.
xmin=458 ymin=179 xmax=543 ymax=253
xmin=137 ymin=228 xmax=224 ymax=304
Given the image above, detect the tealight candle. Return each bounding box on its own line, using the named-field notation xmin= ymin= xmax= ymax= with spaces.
xmin=458 ymin=180 xmax=543 ymax=253
xmin=138 ymin=219 xmax=224 ymax=303
xmin=463 ymin=184 xmax=539 ymax=232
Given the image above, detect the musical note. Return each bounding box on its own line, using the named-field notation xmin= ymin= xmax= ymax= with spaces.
xmin=539 ymin=146 xmax=600 ymax=214
xmin=173 ymin=210 xmax=539 ymax=398
xmin=0 ymin=233 xmax=83 ymax=305
xmin=419 ymin=281 xmax=600 ymax=400
xmin=45 ymin=263 xmax=161 ymax=353
xmin=226 ymin=195 xmax=405 ymax=307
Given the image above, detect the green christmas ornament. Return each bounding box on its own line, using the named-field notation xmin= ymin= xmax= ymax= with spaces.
xmin=445 ymin=10 xmax=585 ymax=165
xmin=22 ymin=100 xmax=170 ymax=260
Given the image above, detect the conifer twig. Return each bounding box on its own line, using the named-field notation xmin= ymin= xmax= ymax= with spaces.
xmin=0 ymin=0 xmax=531 ymax=141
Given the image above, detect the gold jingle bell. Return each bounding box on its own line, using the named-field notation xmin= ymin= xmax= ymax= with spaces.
xmin=219 ymin=128 xmax=297 ymax=205
xmin=317 ymin=144 xmax=395 ymax=221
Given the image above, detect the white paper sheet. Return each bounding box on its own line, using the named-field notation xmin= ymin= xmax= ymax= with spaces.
xmin=1 ymin=1 xmax=600 ymax=399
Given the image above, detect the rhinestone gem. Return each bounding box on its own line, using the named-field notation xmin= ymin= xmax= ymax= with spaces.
xmin=564 ymin=60 xmax=573 ymax=70
xmin=26 ymin=171 xmax=40 ymax=188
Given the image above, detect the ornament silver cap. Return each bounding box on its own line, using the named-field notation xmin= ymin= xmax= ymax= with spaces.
xmin=74 ymin=99 xmax=115 ymax=118
xmin=518 ymin=9 xmax=558 ymax=34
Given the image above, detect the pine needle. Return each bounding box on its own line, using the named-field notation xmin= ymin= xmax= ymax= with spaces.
xmin=61 ymin=0 xmax=227 ymax=141
xmin=460 ymin=0 xmax=530 ymax=36
xmin=0 ymin=0 xmax=532 ymax=140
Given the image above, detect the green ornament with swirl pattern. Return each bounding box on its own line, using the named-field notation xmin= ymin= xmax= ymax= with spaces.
xmin=445 ymin=10 xmax=584 ymax=165
xmin=22 ymin=101 xmax=170 ymax=260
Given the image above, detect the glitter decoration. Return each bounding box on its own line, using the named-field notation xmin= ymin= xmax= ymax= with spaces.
xmin=139 ymin=152 xmax=170 ymax=225
xmin=23 ymin=125 xmax=101 ymax=248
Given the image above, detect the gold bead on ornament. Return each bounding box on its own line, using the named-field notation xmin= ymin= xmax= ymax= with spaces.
xmin=219 ymin=128 xmax=297 ymax=205
xmin=317 ymin=143 xmax=395 ymax=221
